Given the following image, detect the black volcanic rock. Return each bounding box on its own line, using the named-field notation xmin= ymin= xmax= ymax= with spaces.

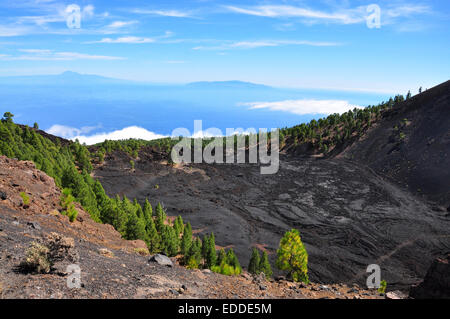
xmin=410 ymin=254 xmax=450 ymax=299
xmin=344 ymin=80 xmax=450 ymax=208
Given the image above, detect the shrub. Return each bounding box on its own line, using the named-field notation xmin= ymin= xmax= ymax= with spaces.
xmin=211 ymin=261 xmax=240 ymax=276
xmin=99 ymin=248 xmax=115 ymax=258
xmin=378 ymin=280 xmax=387 ymax=294
xmin=20 ymin=242 xmax=51 ymax=273
xmin=60 ymin=189 xmax=78 ymax=222
xmin=45 ymin=232 xmax=78 ymax=263
xmin=20 ymin=192 xmax=30 ymax=207
xmin=186 ymin=256 xmax=199 ymax=269
xmin=66 ymin=205 xmax=78 ymax=222
xmin=134 ymin=248 xmax=150 ymax=256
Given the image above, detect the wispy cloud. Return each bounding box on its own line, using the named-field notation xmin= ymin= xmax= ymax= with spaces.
xmin=193 ymin=39 xmax=340 ymax=50
xmin=16 ymin=4 xmax=96 ymax=26
xmin=0 ymin=49 xmax=125 ymax=61
xmin=89 ymin=36 xmax=155 ymax=44
xmin=240 ymin=99 xmax=362 ymax=115
xmin=106 ymin=20 xmax=138 ymax=29
xmin=225 ymin=5 xmax=365 ymax=24
xmin=132 ymin=9 xmax=193 ymax=18
xmin=386 ymin=5 xmax=431 ymax=18
xmin=0 ymin=25 xmax=31 ymax=37
xmin=86 ymin=31 xmax=174 ymax=44
xmin=225 ymin=3 xmax=432 ymax=26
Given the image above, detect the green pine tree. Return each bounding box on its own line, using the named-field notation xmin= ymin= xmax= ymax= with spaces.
xmin=155 ymin=203 xmax=166 ymax=232
xmin=125 ymin=211 xmax=147 ymax=242
xmin=259 ymin=251 xmax=273 ymax=279
xmin=180 ymin=222 xmax=193 ymax=256
xmin=146 ymin=217 xmax=161 ymax=253
xmin=142 ymin=199 xmax=153 ymax=229
xmin=203 ymin=233 xmax=217 ymax=269
xmin=217 ymin=248 xmax=227 ymax=266
xmin=248 ymin=248 xmax=261 ymax=275
xmin=226 ymin=248 xmax=242 ymax=275
xmin=174 ymin=215 xmax=184 ymax=236
xmin=161 ymin=225 xmax=179 ymax=257
xmin=185 ymin=237 xmax=202 ymax=267
xmin=276 ymin=229 xmax=309 ymax=283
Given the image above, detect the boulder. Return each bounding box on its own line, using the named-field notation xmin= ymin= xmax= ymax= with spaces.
xmin=386 ymin=291 xmax=408 ymax=299
xmin=27 ymin=222 xmax=41 ymax=230
xmin=98 ymin=248 xmax=115 ymax=258
xmin=149 ymin=254 xmax=173 ymax=267
xmin=409 ymin=254 xmax=450 ymax=299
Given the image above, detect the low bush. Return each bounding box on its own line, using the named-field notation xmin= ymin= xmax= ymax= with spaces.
xmin=20 ymin=242 xmax=51 ymax=273
xmin=20 ymin=192 xmax=30 ymax=208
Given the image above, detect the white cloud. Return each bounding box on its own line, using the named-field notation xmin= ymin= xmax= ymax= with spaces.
xmin=386 ymin=5 xmax=431 ymax=18
xmin=240 ymin=99 xmax=362 ymax=115
xmin=82 ymin=5 xmax=95 ymax=18
xmin=47 ymin=124 xmax=100 ymax=139
xmin=132 ymin=9 xmax=192 ymax=18
xmin=106 ymin=20 xmax=138 ymax=28
xmin=18 ymin=49 xmax=52 ymax=54
xmin=0 ymin=49 xmax=125 ymax=60
xmin=16 ymin=4 xmax=95 ymax=26
xmin=87 ymin=31 xmax=173 ymax=44
xmin=90 ymin=36 xmax=155 ymax=44
xmin=47 ymin=125 xmax=167 ymax=145
xmin=225 ymin=5 xmax=365 ymax=24
xmin=193 ymin=39 xmax=339 ymax=50
xmin=0 ymin=25 xmax=31 ymax=37
xmin=225 ymin=4 xmax=432 ymax=26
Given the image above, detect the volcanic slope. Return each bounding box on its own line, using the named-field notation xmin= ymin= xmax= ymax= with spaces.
xmin=0 ymin=156 xmax=382 ymax=299
xmin=94 ymin=81 xmax=450 ymax=290
xmin=344 ymin=80 xmax=450 ymax=208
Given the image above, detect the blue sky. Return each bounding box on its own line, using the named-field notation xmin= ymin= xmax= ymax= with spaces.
xmin=0 ymin=0 xmax=448 ymax=94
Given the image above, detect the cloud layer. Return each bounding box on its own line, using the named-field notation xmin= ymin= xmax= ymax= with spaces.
xmin=47 ymin=125 xmax=167 ymax=145
xmin=240 ymin=99 xmax=362 ymax=115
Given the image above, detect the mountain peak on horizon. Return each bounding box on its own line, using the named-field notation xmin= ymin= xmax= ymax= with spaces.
xmin=186 ymin=80 xmax=270 ymax=89
xmin=59 ymin=71 xmax=83 ymax=76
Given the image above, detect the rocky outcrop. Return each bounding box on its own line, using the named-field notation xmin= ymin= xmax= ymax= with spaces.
xmin=410 ymin=254 xmax=450 ymax=299
xmin=149 ymin=254 xmax=173 ymax=267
